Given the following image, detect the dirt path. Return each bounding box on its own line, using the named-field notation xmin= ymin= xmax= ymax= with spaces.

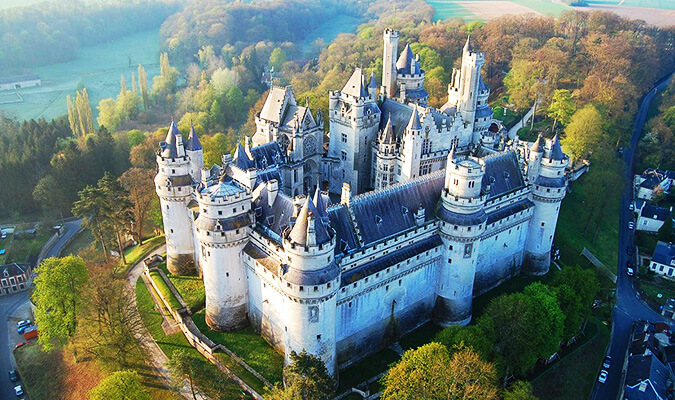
xmin=125 ymin=245 xmax=206 ymax=400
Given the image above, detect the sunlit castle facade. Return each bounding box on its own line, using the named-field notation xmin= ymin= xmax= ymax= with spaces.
xmin=155 ymin=29 xmax=569 ymax=377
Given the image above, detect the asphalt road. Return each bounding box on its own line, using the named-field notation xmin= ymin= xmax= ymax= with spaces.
xmin=590 ymin=74 xmax=674 ymax=400
xmin=0 ymin=219 xmax=82 ymax=399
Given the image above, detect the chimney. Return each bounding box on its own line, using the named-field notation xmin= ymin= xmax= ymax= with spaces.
xmin=268 ymin=179 xmax=279 ymax=207
xmin=341 ymin=183 xmax=351 ymax=206
xmin=307 ymin=211 xmax=316 ymax=247
xmin=201 ymin=167 xmax=210 ymax=186
xmin=415 ymin=203 xmax=425 ymax=226
xmin=222 ymin=153 xmax=232 ymax=165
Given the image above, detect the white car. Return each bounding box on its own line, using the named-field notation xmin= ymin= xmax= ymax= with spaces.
xmin=14 ymin=385 xmax=23 ymax=396
xmin=598 ymin=370 xmax=608 ymax=384
xmin=628 ymin=221 xmax=635 ymax=230
xmin=627 ymin=267 xmax=635 ymax=276
xmin=16 ymin=320 xmax=31 ymax=329
xmin=629 ymin=203 xmax=634 ymax=211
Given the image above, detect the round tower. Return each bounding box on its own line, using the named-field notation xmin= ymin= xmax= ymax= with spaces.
xmin=194 ymin=175 xmax=253 ymax=331
xmin=382 ymin=29 xmax=399 ymax=98
xmin=185 ymin=126 xmax=204 ymax=182
xmin=524 ymin=135 xmax=568 ymax=275
xmin=280 ymin=191 xmax=340 ymax=378
xmin=434 ymin=147 xmax=487 ymax=326
xmin=155 ymin=121 xmax=197 ymax=275
xmin=526 ymin=134 xmax=544 ymax=182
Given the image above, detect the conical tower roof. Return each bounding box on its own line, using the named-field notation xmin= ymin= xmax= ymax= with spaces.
xmin=407 ymin=109 xmax=422 ymax=131
xmin=549 ymin=134 xmax=565 ymax=160
xmin=379 ymin=116 xmax=396 ymax=144
xmin=368 ymin=71 xmax=377 ymax=89
xmin=463 ymin=35 xmax=473 ymax=54
xmin=313 ymin=183 xmax=327 ymax=219
xmin=530 ymin=134 xmax=544 ymax=153
xmin=160 ymin=119 xmax=180 ymax=157
xmin=288 ymin=197 xmax=330 ymax=247
xmin=396 ymin=44 xmax=414 ymax=71
xmin=186 ymin=125 xmax=202 ymax=151
xmin=233 ymin=143 xmax=255 ymax=170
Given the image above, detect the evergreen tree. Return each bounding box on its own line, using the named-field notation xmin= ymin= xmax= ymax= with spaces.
xmin=138 ymin=64 xmax=149 ymax=108
xmin=658 ymin=213 xmax=673 ymax=242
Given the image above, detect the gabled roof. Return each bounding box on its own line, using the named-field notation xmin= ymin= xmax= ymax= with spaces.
xmin=0 ymin=74 xmax=40 ymax=85
xmin=342 ymin=68 xmax=369 ymax=98
xmin=0 ymin=263 xmax=29 ymax=277
xmin=640 ymin=204 xmax=671 ymax=222
xmin=407 ymin=109 xmax=422 ymax=131
xmin=652 ymin=241 xmax=675 ymax=266
xmin=481 ymin=151 xmax=526 ymax=199
xmin=233 ymin=143 xmax=255 ymax=170
xmin=260 ymin=86 xmax=296 ymax=123
xmin=186 ymin=126 xmax=202 ymax=151
xmin=624 ymin=353 xmax=672 ymax=400
xmin=379 ymin=117 xmax=396 ymax=144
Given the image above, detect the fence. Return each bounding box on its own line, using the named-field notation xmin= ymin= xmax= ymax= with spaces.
xmin=143 ymin=265 xmax=266 ymax=399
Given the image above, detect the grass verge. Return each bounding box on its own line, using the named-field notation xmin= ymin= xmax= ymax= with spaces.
xmin=148 ymin=270 xmax=182 ymax=310
xmin=135 ymin=278 xmax=250 ymax=399
xmin=158 ymin=262 xmax=205 ymax=313
xmin=192 ymin=309 xmax=284 ymax=384
xmin=124 ymin=235 xmax=165 ymax=268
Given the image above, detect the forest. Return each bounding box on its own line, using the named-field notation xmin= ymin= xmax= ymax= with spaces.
xmin=0 ymin=0 xmax=178 ymax=70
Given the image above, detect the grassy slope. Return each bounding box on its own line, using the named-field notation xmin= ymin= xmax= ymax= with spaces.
xmin=148 ymin=270 xmax=182 ymax=310
xmin=555 ymin=171 xmax=620 ymax=271
xmin=124 ymin=235 xmax=165 ymax=267
xmin=158 ymin=262 xmax=205 ymax=313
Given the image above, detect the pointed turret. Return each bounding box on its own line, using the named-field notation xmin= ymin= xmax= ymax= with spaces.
xmin=379 ymin=117 xmax=396 ymax=144
xmin=407 ymin=109 xmax=422 ymax=131
xmin=288 ymin=197 xmax=330 ymax=247
xmin=530 ymin=134 xmax=544 ymax=154
xmin=342 ymin=68 xmax=369 ymax=98
xmin=313 ymin=182 xmax=328 ymax=220
xmin=368 ymin=71 xmax=377 ymax=89
xmin=396 ymin=44 xmax=414 ymax=71
xmin=549 ymin=135 xmax=565 ymax=161
xmin=161 ymin=120 xmax=180 ymax=157
xmin=463 ymin=35 xmax=472 ymax=54
xmin=186 ymin=126 xmax=202 ymax=151
xmin=233 ymin=143 xmax=255 ymax=170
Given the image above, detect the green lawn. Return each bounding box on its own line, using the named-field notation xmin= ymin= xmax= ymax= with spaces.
xmin=532 ymin=319 xmax=610 ymax=400
xmin=135 ymin=278 xmax=250 ymax=399
xmin=148 ymin=270 xmax=182 ymax=310
xmin=124 ymin=235 xmax=165 ymax=267
xmin=639 ymin=280 xmax=675 ymax=307
xmin=492 ymin=106 xmax=521 ymax=129
xmin=192 ymin=309 xmax=284 ymax=385
xmin=556 ymin=170 xmax=620 ymax=272
xmin=1 ymin=232 xmax=51 ymax=264
xmin=158 ymin=262 xmax=205 ymax=313
xmin=636 ymin=231 xmax=659 ymax=256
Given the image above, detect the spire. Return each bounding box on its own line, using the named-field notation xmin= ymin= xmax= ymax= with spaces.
xmin=380 ymin=116 xmax=396 ymax=144
xmin=449 ymin=142 xmax=456 ymax=161
xmin=160 ymin=119 xmax=180 ymax=157
xmin=396 ymin=44 xmax=414 ymax=72
xmin=368 ymin=71 xmax=377 ymax=89
xmin=549 ymin=134 xmax=565 ymax=161
xmin=342 ymin=68 xmax=369 ymax=98
xmin=406 ymin=109 xmax=422 ymax=131
xmin=530 ymin=134 xmax=544 ymax=154
xmin=186 ymin=125 xmax=203 ymax=151
xmin=233 ymin=143 xmax=255 ymax=170
xmin=463 ymin=35 xmax=472 ymax=54
xmin=288 ymin=197 xmax=330 ymax=247
xmin=313 ymin=178 xmax=328 ymax=220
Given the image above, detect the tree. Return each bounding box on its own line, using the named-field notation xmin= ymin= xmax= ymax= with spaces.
xmin=151 ymin=52 xmax=179 ymax=109
xmin=552 ymin=265 xmax=600 ymax=328
xmin=658 ymin=212 xmax=673 ymax=242
xmin=269 ymin=47 xmax=287 ymax=71
xmin=503 ymin=381 xmax=538 ymax=400
xmin=434 ymin=324 xmax=492 ymax=361
xmin=275 ymin=350 xmax=335 ymax=400
xmin=67 ymin=88 xmax=94 ymax=137
xmin=563 ymin=105 xmax=604 ymax=162
xmin=33 ymin=175 xmax=70 ymax=219
xmin=554 ymin=283 xmax=583 ymax=341
xmin=202 ymin=133 xmax=231 ymax=167
xmin=547 ymin=89 xmax=575 ymax=131
xmin=33 ymin=256 xmax=89 ymax=351
xmin=523 ymin=282 xmax=565 ymax=359
xmin=88 ymin=370 xmax=150 ymax=400
xmin=503 ymin=59 xmax=539 ymax=111
xmin=138 ymin=64 xmax=149 ymax=108
xmin=380 ymin=343 xmax=499 ymax=400
xmin=664 ymin=106 xmax=675 ymax=128
xmin=119 ymin=168 xmax=156 ymax=244
xmin=168 ymin=350 xmax=201 ymax=400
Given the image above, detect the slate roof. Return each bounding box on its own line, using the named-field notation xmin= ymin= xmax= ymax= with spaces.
xmin=379 ymin=117 xmax=396 ymax=144
xmin=379 ymin=98 xmax=413 ymax=139
xmin=404 ymin=87 xmax=429 ymax=102
xmin=481 ymin=151 xmax=525 ymax=199
xmin=549 ymin=135 xmax=565 ymax=161
xmin=0 ymin=74 xmax=40 ymax=85
xmin=475 ymin=105 xmax=493 ymax=119
xmin=253 ymin=186 xmax=295 ymax=243
xmin=368 ymin=71 xmax=377 ymax=89
xmin=486 ymin=199 xmax=534 ymax=225
xmin=249 ymin=141 xmax=286 ymax=170
xmin=327 ymin=205 xmax=359 ymax=254
xmin=0 ymin=263 xmax=29 ymax=277
xmin=347 ymin=171 xmax=445 ymax=246
xmin=233 ymin=143 xmax=255 ymax=170
xmin=641 ymin=204 xmax=672 ymax=222
xmin=160 ymin=121 xmax=180 ymax=158
xmin=534 ymin=175 xmax=566 ymax=188
xmin=531 ymin=135 xmax=544 ymax=153
xmin=624 ymin=354 xmax=672 ymax=400
xmin=640 ymin=175 xmax=663 ymax=189
xmin=260 ymin=86 xmax=294 ymax=123
xmin=652 ymin=241 xmax=675 ymax=266
xmin=396 ymin=44 xmax=421 ymax=75
xmin=186 ymin=126 xmax=202 ymax=151
xmin=407 ymin=109 xmax=422 ymax=131
xmin=478 ymin=76 xmax=488 ymax=92
xmin=342 ymin=68 xmax=369 ymax=98
xmin=288 ymin=197 xmax=331 ymax=247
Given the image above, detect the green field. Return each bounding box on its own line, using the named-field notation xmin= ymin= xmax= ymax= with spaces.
xmin=427 ymin=0 xmax=569 ymax=21
xmin=300 ymin=14 xmax=361 ymax=57
xmin=0 ymin=29 xmax=160 ymax=122
xmin=587 ymin=0 xmax=675 ymax=9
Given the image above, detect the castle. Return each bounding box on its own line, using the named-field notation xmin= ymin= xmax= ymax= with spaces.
xmin=154 ymin=30 xmax=569 ymax=377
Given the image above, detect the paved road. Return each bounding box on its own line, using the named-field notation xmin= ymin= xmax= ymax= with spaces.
xmin=0 ymin=291 xmax=30 ymax=399
xmin=590 ymin=73 xmax=674 ymax=400
xmin=0 ymin=219 xmax=82 ymax=399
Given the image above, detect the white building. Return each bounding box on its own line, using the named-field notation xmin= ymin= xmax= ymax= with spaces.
xmin=0 ymin=74 xmax=41 ymax=91
xmin=649 ymin=241 xmax=675 ymax=279
xmin=634 ymin=168 xmax=674 ymax=201
xmin=636 ymin=201 xmax=672 ymax=233
xmin=155 ymin=30 xmax=569 ymax=377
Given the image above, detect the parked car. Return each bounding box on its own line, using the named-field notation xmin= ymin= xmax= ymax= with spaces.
xmin=629 ymin=203 xmax=634 ymax=211
xmin=14 ymin=385 xmax=23 ymax=396
xmin=13 ymin=342 xmax=29 ymax=350
xmin=144 ymin=254 xmax=163 ymax=267
xmin=628 ymin=221 xmax=635 ymax=230
xmin=8 ymin=369 xmax=18 ymax=382
xmin=15 ymin=320 xmax=30 ymax=329
xmin=603 ymin=356 xmax=612 ymax=369
xmin=598 ymin=370 xmax=608 ymax=384
xmin=627 ymin=246 xmax=634 ymax=256
xmin=0 ymin=232 xmax=6 ymax=239
xmin=24 ymin=328 xmax=38 ymax=340
xmin=627 ymin=267 xmax=635 ymax=276
xmin=17 ymin=324 xmax=35 ymax=335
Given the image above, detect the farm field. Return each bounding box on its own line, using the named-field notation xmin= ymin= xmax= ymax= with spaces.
xmin=587 ymin=0 xmax=675 ymax=9
xmin=574 ymin=3 xmax=675 ymax=27
xmin=0 ymin=29 xmax=161 ymax=122
xmin=427 ymin=0 xmax=569 ymax=21
xmin=300 ymin=14 xmax=361 ymax=57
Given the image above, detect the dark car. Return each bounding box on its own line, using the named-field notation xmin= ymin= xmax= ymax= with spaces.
xmin=17 ymin=325 xmax=35 ymax=335
xmin=8 ymin=369 xmax=18 ymax=382
xmin=603 ymin=356 xmax=612 ymax=369
xmin=627 ymin=246 xmax=634 ymax=256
